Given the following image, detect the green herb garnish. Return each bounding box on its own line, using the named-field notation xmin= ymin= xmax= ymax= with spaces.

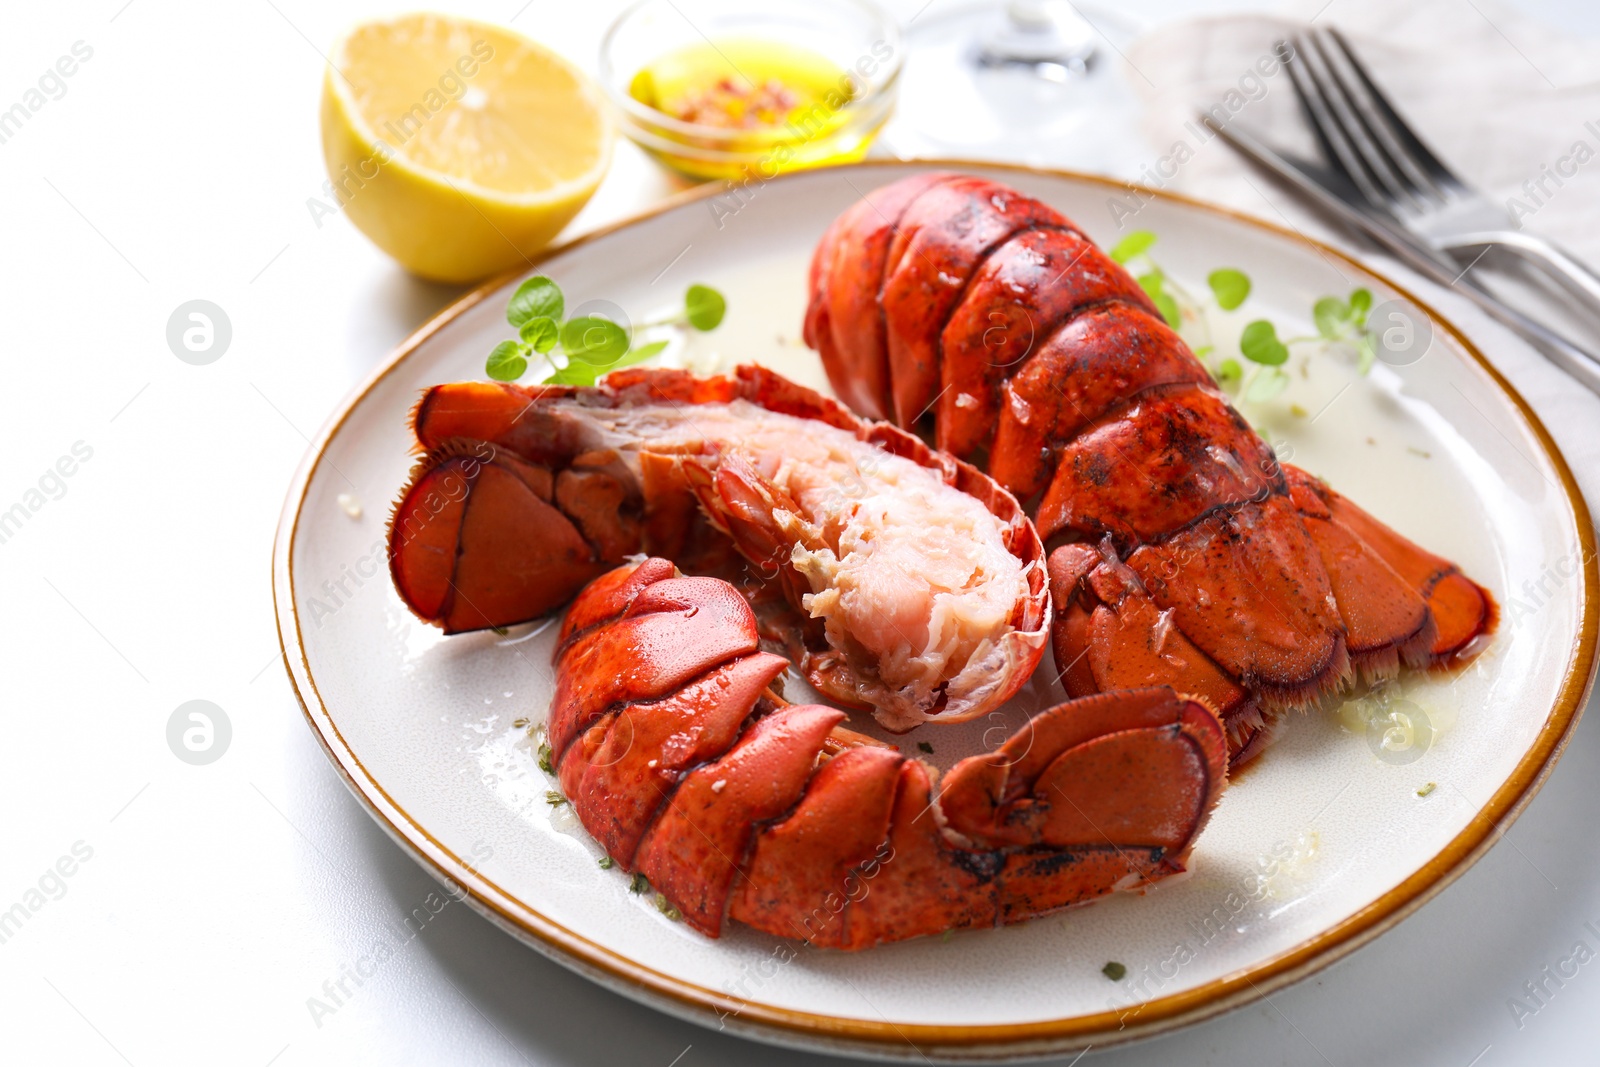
xmin=520 ymin=315 xmax=559 ymax=353
xmin=629 ymin=873 xmax=650 ymax=894
xmin=1136 ymin=269 xmax=1182 ymax=329
xmin=545 ymin=790 xmax=567 ymax=807
xmin=917 ymin=741 xmax=934 ymax=755
xmin=1312 ymin=288 xmax=1378 ymax=373
xmin=537 ymin=743 xmax=554 ymax=774
xmin=685 ymin=283 xmax=727 ymax=331
xmin=483 ymin=276 xmax=726 ymax=386
xmin=560 ymin=316 xmax=629 ymax=364
xmin=485 ymin=340 xmax=527 ymax=383
xmin=653 ymin=892 xmax=683 ymax=921
xmin=599 ymin=855 xmax=615 ymax=870
xmin=1108 ymin=230 xmax=1156 ymax=264
xmin=507 ymin=275 xmax=564 ymax=325
xmin=1239 ymin=320 xmax=1289 ymax=366
xmin=1245 ymin=366 xmax=1291 ymax=404
xmin=1207 ymin=268 xmax=1251 ymax=310
xmin=1238 ymin=320 xmax=1291 ymax=403
xmin=1108 ymin=232 xmax=1389 ymax=414
xmin=1102 ymin=961 xmax=1127 ymax=981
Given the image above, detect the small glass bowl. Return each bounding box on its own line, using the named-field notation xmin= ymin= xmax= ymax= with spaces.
xmin=599 ymin=0 xmax=902 ymax=182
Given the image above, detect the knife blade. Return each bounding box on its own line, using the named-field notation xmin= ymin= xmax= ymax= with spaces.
xmin=1203 ymin=115 xmax=1600 ymax=395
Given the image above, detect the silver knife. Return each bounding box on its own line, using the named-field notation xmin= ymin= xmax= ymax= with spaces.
xmin=1204 ymin=116 xmax=1600 ymax=396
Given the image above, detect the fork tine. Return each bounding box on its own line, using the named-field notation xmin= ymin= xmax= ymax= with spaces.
xmin=1317 ymin=28 xmax=1452 ymax=202
xmin=1293 ymin=31 xmax=1423 ymax=212
xmin=1281 ymin=35 xmax=1393 ymax=210
xmin=1323 ymin=27 xmax=1459 ymax=193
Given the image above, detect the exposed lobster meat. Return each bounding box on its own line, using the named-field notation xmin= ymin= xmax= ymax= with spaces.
xmin=552 ymin=557 xmax=1228 ymax=949
xmin=805 ymin=172 xmax=1496 ymax=764
xmin=388 ymin=364 xmax=1049 ymax=731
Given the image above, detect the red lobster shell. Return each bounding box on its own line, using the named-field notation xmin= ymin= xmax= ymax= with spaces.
xmin=552 ymin=557 xmax=1228 ymax=949
xmin=804 ymin=172 xmax=1496 ymax=764
xmin=388 ymin=364 xmax=1049 ymax=731
xmin=385 ymin=325 xmax=1234 ymax=948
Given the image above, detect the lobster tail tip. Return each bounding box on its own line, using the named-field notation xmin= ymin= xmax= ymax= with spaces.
xmin=388 ymin=444 xmax=605 ymax=634
xmin=1424 ymin=570 xmax=1498 ymax=663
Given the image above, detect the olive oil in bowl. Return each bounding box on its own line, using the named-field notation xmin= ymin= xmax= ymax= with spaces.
xmin=615 ymin=36 xmax=897 ymax=181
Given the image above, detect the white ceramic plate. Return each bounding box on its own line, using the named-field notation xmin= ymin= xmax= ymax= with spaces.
xmin=273 ymin=163 xmax=1597 ymax=1062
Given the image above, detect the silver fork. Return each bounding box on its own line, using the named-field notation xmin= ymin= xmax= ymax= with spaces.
xmin=1286 ymin=26 xmax=1600 ymax=323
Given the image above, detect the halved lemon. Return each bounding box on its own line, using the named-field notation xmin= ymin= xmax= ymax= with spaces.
xmin=321 ymin=14 xmax=612 ymax=283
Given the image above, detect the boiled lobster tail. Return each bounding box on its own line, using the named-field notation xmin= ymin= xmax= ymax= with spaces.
xmin=388 ymin=364 xmax=1051 ymax=731
xmin=805 ymin=173 xmax=1496 ymax=765
xmin=551 ymin=559 xmax=1229 ymax=950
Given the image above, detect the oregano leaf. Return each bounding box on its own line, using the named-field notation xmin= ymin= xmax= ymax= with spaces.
xmin=1245 ymin=365 xmax=1291 ymax=403
xmin=685 ymin=284 xmax=726 ymax=331
xmin=1349 ymin=287 xmax=1373 ymax=322
xmin=519 ymin=315 xmax=559 ymax=353
xmin=485 ymin=340 xmax=528 ymax=381
xmin=1240 ymin=320 xmax=1289 ymax=365
xmin=1313 ymin=296 xmax=1347 ymax=340
xmin=561 ymin=316 xmax=630 ymax=364
xmin=507 ymin=276 xmax=563 ymax=327
xmin=1110 ymin=230 xmax=1157 ymax=264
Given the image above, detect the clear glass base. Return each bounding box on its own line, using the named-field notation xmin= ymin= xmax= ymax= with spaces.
xmin=881 ymin=0 xmax=1151 ymax=174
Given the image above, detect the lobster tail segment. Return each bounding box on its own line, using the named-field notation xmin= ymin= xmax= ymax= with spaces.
xmin=638 ymin=703 xmax=846 ymax=937
xmin=388 ymin=442 xmax=608 ymax=634
xmin=938 ymin=687 xmax=1227 ymax=853
xmin=1286 ymin=467 xmax=1495 ymax=663
xmin=546 ymin=561 xmax=1229 ymax=950
xmin=805 ymin=171 xmax=958 ymax=422
xmin=388 ymin=365 xmax=1050 ymax=733
xmin=804 ymin=171 xmax=1498 ymax=765
xmin=878 ymin=175 xmax=1073 ymax=428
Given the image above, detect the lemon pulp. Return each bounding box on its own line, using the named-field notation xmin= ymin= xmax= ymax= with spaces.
xmin=322 ymin=14 xmax=612 ymax=282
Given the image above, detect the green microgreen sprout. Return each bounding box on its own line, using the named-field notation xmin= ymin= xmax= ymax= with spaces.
xmin=1112 ymin=230 xmax=1212 ymax=352
xmin=1239 ymin=320 xmax=1292 ymax=404
xmin=685 ymin=283 xmax=727 ymax=331
xmin=1108 ymin=231 xmax=1155 ymax=263
xmin=1108 ymin=228 xmax=1381 ymax=412
xmin=1207 ymin=268 xmax=1251 ymax=310
xmin=485 ymin=276 xmax=726 ymax=386
xmin=1312 ymin=288 xmax=1378 ymax=373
